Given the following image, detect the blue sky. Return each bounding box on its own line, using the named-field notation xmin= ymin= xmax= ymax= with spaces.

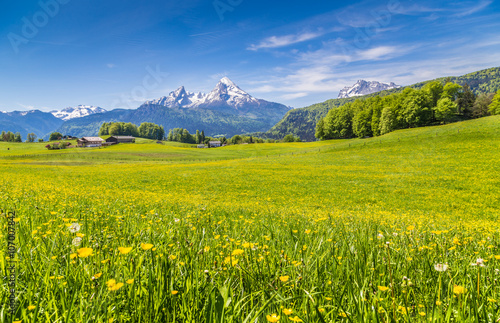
xmin=1 ymin=0 xmax=500 ymax=112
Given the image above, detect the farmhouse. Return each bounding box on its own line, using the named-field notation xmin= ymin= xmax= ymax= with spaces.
xmin=106 ymin=136 xmax=135 ymax=144
xmin=77 ymin=137 xmax=104 ymax=148
xmin=209 ymin=141 xmax=221 ymax=148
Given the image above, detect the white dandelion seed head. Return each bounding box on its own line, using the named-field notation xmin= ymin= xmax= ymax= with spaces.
xmin=69 ymin=223 xmax=80 ymax=233
xmin=72 ymin=237 xmax=83 ymax=246
xmin=434 ymin=263 xmax=449 ymax=272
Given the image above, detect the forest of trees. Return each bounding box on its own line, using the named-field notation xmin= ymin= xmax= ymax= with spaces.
xmin=99 ymin=122 xmax=165 ymax=140
xmin=166 ymin=128 xmax=230 ymax=145
xmin=164 ymin=128 xmax=286 ymax=145
xmin=0 ymin=131 xmax=22 ymax=142
xmin=316 ymin=82 xmax=500 ymax=140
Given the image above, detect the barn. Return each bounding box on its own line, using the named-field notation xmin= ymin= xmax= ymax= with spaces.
xmin=209 ymin=141 xmax=221 ymax=148
xmin=77 ymin=137 xmax=104 ymax=147
xmin=106 ymin=136 xmax=135 ymax=144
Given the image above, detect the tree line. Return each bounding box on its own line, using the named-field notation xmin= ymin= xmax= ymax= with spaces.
xmin=0 ymin=131 xmax=22 ymax=142
xmin=99 ymin=122 xmax=165 ymax=140
xmin=316 ymin=81 xmax=500 ymax=140
xmin=166 ymin=128 xmax=301 ymax=145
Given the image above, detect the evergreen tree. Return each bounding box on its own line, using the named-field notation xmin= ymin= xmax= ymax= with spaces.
xmin=457 ymin=83 xmax=476 ymax=117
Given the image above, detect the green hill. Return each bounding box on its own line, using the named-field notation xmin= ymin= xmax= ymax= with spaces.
xmin=262 ymin=67 xmax=500 ymax=141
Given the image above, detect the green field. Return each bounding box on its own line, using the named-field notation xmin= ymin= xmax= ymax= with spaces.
xmin=1 ymin=116 xmax=499 ymax=322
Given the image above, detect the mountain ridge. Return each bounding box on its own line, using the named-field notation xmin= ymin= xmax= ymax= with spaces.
xmin=51 ymin=105 xmax=107 ymax=121
xmin=338 ymin=80 xmax=401 ymax=99
xmin=259 ymin=66 xmax=500 ymax=141
xmin=56 ymin=77 xmax=291 ymax=138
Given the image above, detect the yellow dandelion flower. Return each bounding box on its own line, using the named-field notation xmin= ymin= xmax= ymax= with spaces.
xmin=118 ymin=247 xmax=132 ymax=254
xmin=172 ymin=290 xmax=178 ymax=295
xmin=106 ymin=279 xmax=116 ymax=288
xmin=126 ymin=279 xmax=134 ymax=284
xmin=141 ymin=243 xmax=154 ymax=250
xmin=453 ymin=285 xmax=466 ymax=295
xmin=77 ymin=247 xmax=93 ymax=258
xmin=242 ymin=242 xmax=253 ymax=249
xmin=266 ymin=313 xmax=280 ymax=322
xmin=279 ymin=276 xmax=289 ymax=282
xmin=378 ymin=286 xmax=389 ymax=292
xmin=289 ymin=316 xmax=303 ymax=322
xmin=108 ymin=283 xmax=124 ymax=291
xmin=283 ymin=308 xmax=293 ymax=315
xmin=28 ymin=305 xmax=36 ymax=310
xmin=232 ymin=249 xmax=244 ymax=256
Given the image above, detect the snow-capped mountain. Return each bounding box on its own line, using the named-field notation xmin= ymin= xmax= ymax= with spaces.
xmin=338 ymin=80 xmax=401 ymax=99
xmin=51 ymin=105 xmax=107 ymax=121
xmin=145 ymin=77 xmax=273 ymax=111
xmin=57 ymin=77 xmax=292 ymax=138
xmin=147 ymin=86 xmax=207 ymax=108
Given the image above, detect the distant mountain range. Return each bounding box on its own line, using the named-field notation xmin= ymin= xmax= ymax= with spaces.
xmin=259 ymin=67 xmax=500 ymax=141
xmin=0 ymin=105 xmax=107 ymax=139
xmin=0 ymin=110 xmax=63 ymax=139
xmin=338 ymin=80 xmax=401 ymax=98
xmin=51 ymin=105 xmax=107 ymax=121
xmin=2 ymin=67 xmax=500 ymax=141
xmin=56 ymin=77 xmax=291 ymax=138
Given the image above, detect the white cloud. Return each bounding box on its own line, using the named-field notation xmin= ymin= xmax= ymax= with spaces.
xmin=280 ymin=92 xmax=309 ymax=100
xmin=356 ymin=46 xmax=402 ymax=60
xmin=107 ymin=63 xmax=116 ymax=69
xmin=454 ymin=0 xmax=492 ymax=17
xmin=248 ymin=31 xmax=325 ymax=51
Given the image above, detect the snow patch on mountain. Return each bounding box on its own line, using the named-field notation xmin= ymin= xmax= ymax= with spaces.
xmin=338 ymin=80 xmax=401 ymax=99
xmin=147 ymin=86 xmax=208 ymax=108
xmin=145 ymin=77 xmax=265 ymax=110
xmin=51 ymin=105 xmax=107 ymax=121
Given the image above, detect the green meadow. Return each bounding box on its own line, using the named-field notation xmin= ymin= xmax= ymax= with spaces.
xmin=0 ymin=115 xmax=499 ymax=322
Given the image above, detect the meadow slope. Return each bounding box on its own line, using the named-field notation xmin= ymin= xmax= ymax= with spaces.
xmin=0 ymin=116 xmax=499 ymax=322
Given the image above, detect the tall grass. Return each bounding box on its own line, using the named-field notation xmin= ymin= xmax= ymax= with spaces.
xmin=0 ymin=116 xmax=499 ymax=322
